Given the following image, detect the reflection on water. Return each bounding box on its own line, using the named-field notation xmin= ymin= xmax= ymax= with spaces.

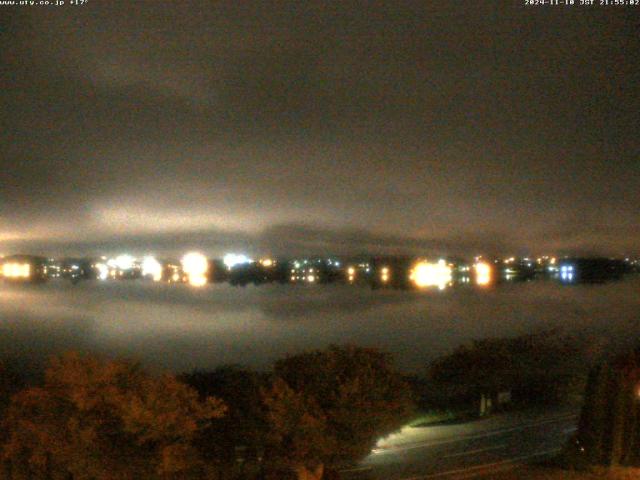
xmin=0 ymin=279 xmax=639 ymax=374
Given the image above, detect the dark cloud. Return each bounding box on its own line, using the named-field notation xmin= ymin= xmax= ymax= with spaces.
xmin=1 ymin=1 xmax=638 ymax=257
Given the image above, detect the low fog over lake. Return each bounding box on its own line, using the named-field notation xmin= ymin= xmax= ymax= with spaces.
xmin=1 ymin=279 xmax=639 ymax=374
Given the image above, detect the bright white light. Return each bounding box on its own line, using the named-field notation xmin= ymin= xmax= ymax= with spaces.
xmin=410 ymin=260 xmax=452 ymax=290
xmin=188 ymin=274 xmax=207 ymax=287
xmin=223 ymin=253 xmax=252 ymax=269
xmin=260 ymin=258 xmax=274 ymax=267
xmin=142 ymin=256 xmax=163 ymax=282
xmin=114 ymin=254 xmax=135 ymax=271
xmin=307 ymin=275 xmax=316 ymax=283
xmin=181 ymin=252 xmax=209 ymax=287
xmin=95 ymin=263 xmax=109 ymax=281
xmin=474 ymin=262 xmax=492 ymax=286
xmin=2 ymin=263 xmax=31 ymax=279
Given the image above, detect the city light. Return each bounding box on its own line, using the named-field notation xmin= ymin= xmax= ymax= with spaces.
xmin=223 ymin=253 xmax=252 ymax=269
xmin=381 ymin=266 xmax=390 ymax=284
xmin=181 ymin=252 xmax=209 ymax=287
xmin=560 ymin=264 xmax=575 ymax=282
xmin=95 ymin=262 xmax=109 ymax=281
xmin=259 ymin=258 xmax=274 ymax=267
xmin=114 ymin=254 xmax=135 ymax=271
xmin=142 ymin=256 xmax=163 ymax=282
xmin=347 ymin=266 xmax=356 ymax=283
xmin=410 ymin=260 xmax=452 ymax=290
xmin=188 ymin=274 xmax=207 ymax=287
xmin=2 ymin=262 xmax=31 ymax=279
xmin=474 ymin=261 xmax=492 ymax=286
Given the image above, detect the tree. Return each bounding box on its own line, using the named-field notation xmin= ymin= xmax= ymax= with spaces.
xmin=0 ymin=352 xmax=226 ymax=479
xmin=0 ymin=360 xmax=24 ymax=414
xmin=262 ymin=378 xmax=329 ymax=480
xmin=262 ymin=345 xmax=415 ymax=480
xmin=181 ymin=366 xmax=269 ymax=477
xmin=575 ymin=348 xmax=640 ymax=466
xmin=427 ymin=330 xmax=582 ymax=408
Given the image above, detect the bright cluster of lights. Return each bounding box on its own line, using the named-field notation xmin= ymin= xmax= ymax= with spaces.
xmin=223 ymin=253 xmax=253 ymax=270
xmin=114 ymin=254 xmax=135 ymax=271
xmin=474 ymin=261 xmax=492 ymax=286
xmin=142 ymin=256 xmax=163 ymax=282
xmin=290 ymin=266 xmax=317 ymax=283
xmin=380 ymin=266 xmax=390 ymax=284
xmin=95 ymin=262 xmax=109 ymax=281
xmin=347 ymin=266 xmax=356 ymax=283
xmin=410 ymin=260 xmax=452 ymax=290
xmin=181 ymin=252 xmax=209 ymax=287
xmin=560 ymin=264 xmax=575 ymax=282
xmin=2 ymin=263 xmax=31 ymax=279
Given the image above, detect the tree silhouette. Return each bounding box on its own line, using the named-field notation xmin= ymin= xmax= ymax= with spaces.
xmin=427 ymin=330 xmax=581 ymax=407
xmin=262 ymin=345 xmax=415 ymax=480
xmin=576 ymin=348 xmax=640 ymax=466
xmin=181 ymin=366 xmax=268 ymax=477
xmin=0 ymin=352 xmax=226 ymax=479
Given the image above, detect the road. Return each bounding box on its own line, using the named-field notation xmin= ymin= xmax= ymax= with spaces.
xmin=344 ymin=408 xmax=579 ymax=479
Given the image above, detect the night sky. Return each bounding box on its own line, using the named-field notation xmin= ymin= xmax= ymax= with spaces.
xmin=1 ymin=1 xmax=638 ymax=258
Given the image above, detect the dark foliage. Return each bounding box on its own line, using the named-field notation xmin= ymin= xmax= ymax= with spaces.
xmin=575 ymin=348 xmax=640 ymax=466
xmin=427 ymin=330 xmax=584 ymax=408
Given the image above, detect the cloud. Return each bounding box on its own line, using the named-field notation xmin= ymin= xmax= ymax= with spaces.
xmin=0 ymin=3 xmax=638 ymax=257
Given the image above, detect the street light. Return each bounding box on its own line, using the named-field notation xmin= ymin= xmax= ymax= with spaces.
xmin=181 ymin=252 xmax=209 ymax=287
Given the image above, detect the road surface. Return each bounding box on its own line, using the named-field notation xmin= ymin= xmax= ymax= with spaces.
xmin=344 ymin=407 xmax=579 ymax=479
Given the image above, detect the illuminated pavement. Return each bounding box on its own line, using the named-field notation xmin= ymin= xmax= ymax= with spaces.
xmin=351 ymin=408 xmax=579 ymax=479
